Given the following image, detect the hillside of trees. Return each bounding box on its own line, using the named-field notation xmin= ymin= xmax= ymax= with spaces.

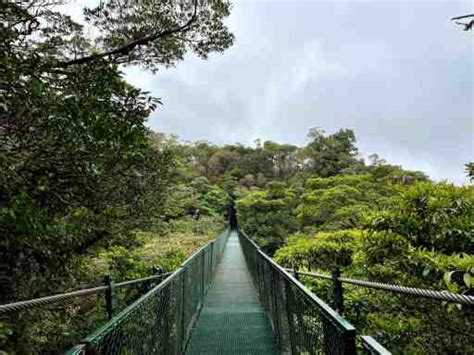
xmin=167 ymin=130 xmax=472 ymax=353
xmin=1 ymin=1 xmax=472 ymax=354
xmin=3 ymin=125 xmax=472 ymax=352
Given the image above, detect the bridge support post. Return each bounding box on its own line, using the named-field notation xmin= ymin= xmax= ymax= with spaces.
xmin=284 ymin=282 xmax=298 ymax=354
xmin=201 ymin=250 xmax=205 ymax=299
xmin=180 ymin=267 xmax=187 ymax=352
xmin=104 ymin=275 xmax=116 ymax=319
xmin=331 ymin=267 xmax=344 ymax=314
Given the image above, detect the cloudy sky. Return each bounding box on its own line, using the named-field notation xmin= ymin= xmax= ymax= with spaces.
xmin=67 ymin=1 xmax=473 ymax=184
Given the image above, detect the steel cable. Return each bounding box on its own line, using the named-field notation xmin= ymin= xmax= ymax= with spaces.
xmin=0 ymin=272 xmax=172 ymax=315
xmin=287 ymin=269 xmax=474 ymax=306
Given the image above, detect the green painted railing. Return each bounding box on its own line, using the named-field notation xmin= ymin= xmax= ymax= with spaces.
xmin=239 ymin=230 xmax=358 ymax=355
xmin=66 ymin=226 xmax=390 ymax=354
xmin=67 ymin=229 xmax=230 ymax=355
xmin=361 ymin=336 xmax=391 ymax=354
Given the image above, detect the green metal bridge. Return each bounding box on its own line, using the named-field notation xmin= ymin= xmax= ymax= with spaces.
xmin=2 ymin=214 xmax=472 ymax=354
xmin=186 ymin=230 xmax=276 ymax=354
xmin=64 ymin=228 xmax=387 ymax=355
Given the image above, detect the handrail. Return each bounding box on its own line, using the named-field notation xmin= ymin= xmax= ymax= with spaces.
xmin=1 ymin=229 xmax=233 ymax=315
xmin=287 ymin=269 xmax=474 ymax=306
xmin=254 ymin=243 xmax=355 ymax=332
xmin=78 ymin=268 xmax=182 ymax=342
xmin=361 ymin=336 xmax=392 ymax=354
xmin=0 ymin=272 xmax=172 ymax=315
xmin=239 ymin=230 xmax=393 ymax=355
xmin=66 ymin=228 xmax=230 ymax=355
xmin=115 ymin=273 xmax=172 ymax=287
xmin=238 ymin=229 xmax=357 ymax=354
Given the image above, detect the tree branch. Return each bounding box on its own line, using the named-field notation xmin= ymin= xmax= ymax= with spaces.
xmin=451 ymin=14 xmax=474 ymax=21
xmin=55 ymin=0 xmax=199 ymax=68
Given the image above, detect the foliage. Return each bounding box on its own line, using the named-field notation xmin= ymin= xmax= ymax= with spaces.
xmin=80 ymin=0 xmax=234 ymax=71
xmin=297 ymin=177 xmax=374 ymax=229
xmin=303 ymin=128 xmax=361 ymax=177
xmin=164 ymin=180 xmax=229 ymax=219
xmin=465 ymin=162 xmax=474 ymax=182
xmin=1 ymin=0 xmax=233 ymax=298
xmin=366 ymin=182 xmax=474 ymax=254
xmin=1 ymin=0 xmax=233 ymax=353
xmin=229 ymin=134 xmax=471 ymax=354
xmin=1 ymin=1 xmax=471 ymax=352
xmin=236 ymin=182 xmax=299 ymax=253
xmin=274 ymin=230 xmax=363 ymax=270
xmin=268 ymin=179 xmax=473 ymax=354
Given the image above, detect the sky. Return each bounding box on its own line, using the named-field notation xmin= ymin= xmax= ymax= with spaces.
xmin=65 ymin=1 xmax=473 ymax=184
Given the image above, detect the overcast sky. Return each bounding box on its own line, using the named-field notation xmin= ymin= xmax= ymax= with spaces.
xmin=66 ymin=1 xmax=473 ymax=184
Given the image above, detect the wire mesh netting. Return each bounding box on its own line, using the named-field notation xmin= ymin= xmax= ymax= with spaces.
xmin=185 ymin=231 xmax=277 ymax=354
xmin=293 ymin=273 xmax=473 ymax=354
xmin=238 ymin=230 xmax=357 ymax=355
xmin=67 ymin=229 xmax=230 ymax=355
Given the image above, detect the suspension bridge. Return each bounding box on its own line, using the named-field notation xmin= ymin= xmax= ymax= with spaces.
xmin=2 ymin=217 xmax=473 ymax=354
xmin=65 ymin=228 xmax=365 ymax=355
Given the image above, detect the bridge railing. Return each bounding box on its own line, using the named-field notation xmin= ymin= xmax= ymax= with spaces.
xmin=67 ymin=228 xmax=230 ymax=355
xmin=0 ymin=273 xmax=172 ymax=316
xmin=288 ymin=269 xmax=474 ymax=306
xmin=287 ymin=268 xmax=472 ymax=353
xmin=238 ymin=230 xmax=357 ymax=355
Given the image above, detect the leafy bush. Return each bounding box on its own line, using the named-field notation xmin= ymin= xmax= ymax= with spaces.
xmin=296 ymin=175 xmax=391 ymax=230
xmin=366 ymin=182 xmax=474 ymax=254
xmin=274 ymin=230 xmax=363 ymax=270
xmin=237 ymin=183 xmax=299 ymax=254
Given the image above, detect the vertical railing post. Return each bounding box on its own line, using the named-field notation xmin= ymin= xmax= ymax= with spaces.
xmin=270 ymin=266 xmax=282 ymax=345
xmin=293 ymin=268 xmax=299 ymax=281
xmin=284 ymin=281 xmax=298 ymax=354
xmin=104 ymin=275 xmax=116 ymax=319
xmin=180 ymin=266 xmax=187 ymax=351
xmin=201 ymin=250 xmax=205 ymax=299
xmin=210 ymin=241 xmax=214 ymax=274
xmin=331 ymin=266 xmax=344 ymax=313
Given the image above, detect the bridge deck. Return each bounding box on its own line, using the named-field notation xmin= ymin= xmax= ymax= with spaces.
xmin=185 ymin=230 xmax=277 ymax=355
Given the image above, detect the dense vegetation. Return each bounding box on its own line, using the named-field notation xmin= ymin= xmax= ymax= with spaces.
xmin=234 ymin=140 xmax=473 ymax=353
xmin=1 ymin=1 xmax=472 ymax=354
xmin=1 ymin=0 xmax=232 ymax=353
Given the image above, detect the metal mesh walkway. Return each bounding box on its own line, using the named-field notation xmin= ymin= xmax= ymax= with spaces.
xmin=185 ymin=230 xmax=278 ymax=355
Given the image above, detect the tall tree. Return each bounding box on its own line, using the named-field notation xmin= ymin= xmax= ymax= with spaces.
xmin=0 ymin=0 xmax=234 ymax=303
xmin=465 ymin=162 xmax=474 ymax=182
xmin=303 ymin=128 xmax=360 ymax=177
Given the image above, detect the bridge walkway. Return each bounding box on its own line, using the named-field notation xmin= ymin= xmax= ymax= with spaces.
xmin=185 ymin=230 xmax=277 ymax=355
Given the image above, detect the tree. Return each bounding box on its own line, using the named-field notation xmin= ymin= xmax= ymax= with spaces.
xmin=237 ymin=182 xmax=299 ymax=254
xmin=303 ymin=128 xmax=360 ymax=177
xmin=2 ymin=0 xmax=233 ymax=71
xmin=367 ymin=153 xmax=387 ymax=166
xmin=208 ymin=150 xmax=241 ymax=180
xmin=465 ymin=162 xmax=474 ymax=182
xmin=451 ymin=14 xmax=474 ymax=31
xmin=296 ymin=175 xmax=381 ymax=229
xmin=263 ymin=141 xmax=299 ymax=179
xmin=367 ymin=182 xmax=474 ymax=254
xmin=1 ymin=1 xmax=234 ymax=351
xmin=0 ymin=0 xmax=234 ymax=303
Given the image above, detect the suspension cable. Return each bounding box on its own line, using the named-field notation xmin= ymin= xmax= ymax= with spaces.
xmin=0 ymin=272 xmax=172 ymax=315
xmin=286 ymin=269 xmax=474 ymax=306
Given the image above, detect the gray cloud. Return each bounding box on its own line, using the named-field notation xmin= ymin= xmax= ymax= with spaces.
xmin=124 ymin=0 xmax=473 ymax=184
